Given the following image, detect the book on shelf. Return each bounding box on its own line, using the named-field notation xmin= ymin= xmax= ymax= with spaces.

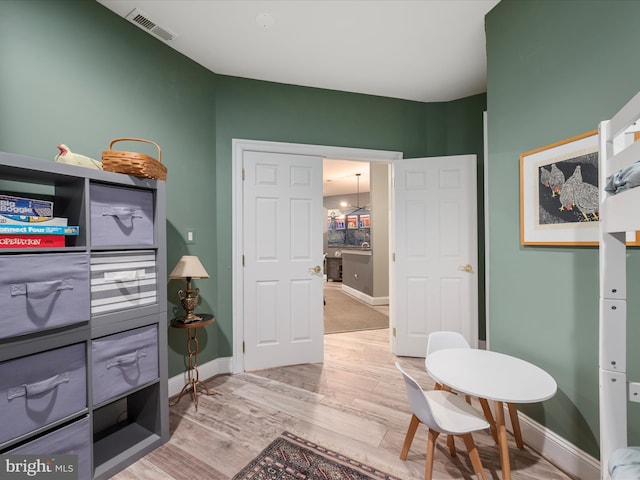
xmin=0 ymin=215 xmax=67 ymax=225
xmin=0 ymin=194 xmax=53 ymax=218
xmin=0 ymin=235 xmax=65 ymax=248
xmin=0 ymin=225 xmax=79 ymax=235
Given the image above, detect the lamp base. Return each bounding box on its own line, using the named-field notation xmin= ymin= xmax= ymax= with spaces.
xmin=178 ymin=312 xmax=203 ymax=324
xmin=177 ymin=284 xmax=201 ymax=323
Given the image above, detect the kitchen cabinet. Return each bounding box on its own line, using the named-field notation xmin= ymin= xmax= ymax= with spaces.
xmin=325 ymin=256 xmax=342 ymax=282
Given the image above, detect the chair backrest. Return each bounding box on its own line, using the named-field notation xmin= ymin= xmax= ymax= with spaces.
xmin=395 ymin=362 xmax=436 ymax=428
xmin=426 ymin=330 xmax=470 ymax=357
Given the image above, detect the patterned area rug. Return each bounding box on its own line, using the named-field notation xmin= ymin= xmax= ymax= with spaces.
xmin=232 ymin=432 xmax=400 ymax=480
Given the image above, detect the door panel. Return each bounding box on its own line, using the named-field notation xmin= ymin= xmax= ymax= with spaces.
xmin=392 ymin=155 xmax=478 ymax=356
xmin=243 ymin=150 xmax=324 ymax=371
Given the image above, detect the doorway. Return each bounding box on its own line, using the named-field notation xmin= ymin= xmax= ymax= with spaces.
xmin=322 ymin=158 xmax=390 ymax=334
xmin=232 ymin=139 xmax=478 ymax=373
xmin=231 ymin=139 xmax=401 ymax=374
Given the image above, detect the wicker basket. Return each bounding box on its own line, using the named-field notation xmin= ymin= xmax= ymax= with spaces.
xmin=102 ymin=138 xmax=167 ymax=181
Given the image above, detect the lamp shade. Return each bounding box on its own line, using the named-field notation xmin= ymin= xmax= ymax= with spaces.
xmin=169 ymin=255 xmax=209 ymax=279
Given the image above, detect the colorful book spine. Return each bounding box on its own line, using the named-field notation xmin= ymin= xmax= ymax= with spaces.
xmin=0 ymin=215 xmax=67 ymax=225
xmin=0 ymin=225 xmax=79 ymax=235
xmin=0 ymin=194 xmax=53 ymax=218
xmin=0 ymin=235 xmax=65 ymax=248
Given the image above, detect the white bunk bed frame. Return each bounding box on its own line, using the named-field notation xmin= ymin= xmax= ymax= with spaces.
xmin=599 ymin=90 xmax=640 ymax=480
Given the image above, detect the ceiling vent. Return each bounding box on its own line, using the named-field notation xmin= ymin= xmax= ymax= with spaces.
xmin=125 ymin=8 xmax=177 ymax=43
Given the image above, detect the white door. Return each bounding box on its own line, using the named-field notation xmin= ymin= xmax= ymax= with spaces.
xmin=392 ymin=155 xmax=478 ymax=357
xmin=243 ymin=150 xmax=324 ymax=371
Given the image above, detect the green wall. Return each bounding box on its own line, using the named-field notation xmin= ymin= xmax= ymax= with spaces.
xmin=486 ymin=0 xmax=640 ymax=458
xmin=0 ymin=1 xmax=486 ymax=378
xmin=0 ymin=0 xmax=218 ymax=375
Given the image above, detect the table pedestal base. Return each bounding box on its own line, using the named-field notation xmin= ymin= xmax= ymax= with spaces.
xmin=170 ymin=378 xmax=218 ymax=411
xmin=169 ymin=315 xmax=219 ymax=411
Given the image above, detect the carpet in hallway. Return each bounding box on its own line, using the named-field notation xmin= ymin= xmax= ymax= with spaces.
xmin=323 ymin=287 xmax=388 ymax=334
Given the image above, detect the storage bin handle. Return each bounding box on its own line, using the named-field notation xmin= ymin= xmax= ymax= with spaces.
xmin=7 ymin=372 xmax=70 ymax=400
xmin=109 ymin=138 xmax=162 ymax=163
xmin=106 ymin=349 xmax=147 ymax=369
xmin=102 ymin=206 xmax=143 ymax=221
xmin=10 ymin=279 xmax=73 ymax=297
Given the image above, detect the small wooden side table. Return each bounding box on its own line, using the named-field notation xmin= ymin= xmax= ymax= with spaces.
xmin=169 ymin=314 xmax=219 ymax=411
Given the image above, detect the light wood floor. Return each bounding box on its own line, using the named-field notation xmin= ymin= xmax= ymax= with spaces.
xmin=114 ymin=329 xmax=574 ymax=480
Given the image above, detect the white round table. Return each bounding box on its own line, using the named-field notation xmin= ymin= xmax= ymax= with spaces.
xmin=426 ymin=348 xmax=557 ymax=480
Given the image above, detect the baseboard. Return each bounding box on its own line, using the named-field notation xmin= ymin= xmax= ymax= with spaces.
xmin=168 ymin=356 xmax=233 ymax=398
xmin=371 ymin=296 xmax=389 ymax=306
xmin=341 ymin=284 xmax=388 ymax=306
xmin=512 ymin=408 xmax=600 ymax=480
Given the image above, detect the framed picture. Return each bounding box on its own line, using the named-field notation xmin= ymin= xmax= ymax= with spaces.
xmin=520 ymin=130 xmax=639 ymax=246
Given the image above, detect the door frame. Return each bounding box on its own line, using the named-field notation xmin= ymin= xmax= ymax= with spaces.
xmin=231 ymin=139 xmax=402 ymax=373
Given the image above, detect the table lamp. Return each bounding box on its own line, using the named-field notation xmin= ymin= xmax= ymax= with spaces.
xmin=169 ymin=255 xmax=209 ymax=323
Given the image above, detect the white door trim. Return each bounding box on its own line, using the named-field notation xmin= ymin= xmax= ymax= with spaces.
xmin=232 ymin=139 xmax=402 ymax=373
xmin=483 ymin=111 xmax=490 ymax=349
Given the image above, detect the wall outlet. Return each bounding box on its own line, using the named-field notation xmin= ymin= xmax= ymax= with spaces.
xmin=186 ymin=228 xmax=196 ymax=244
xmin=629 ymin=382 xmax=640 ymax=403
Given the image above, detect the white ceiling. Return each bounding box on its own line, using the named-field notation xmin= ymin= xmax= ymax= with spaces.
xmin=96 ymin=0 xmax=498 ymax=103
xmin=323 ymin=159 xmax=369 ymax=197
xmin=96 ymin=0 xmax=499 ymax=195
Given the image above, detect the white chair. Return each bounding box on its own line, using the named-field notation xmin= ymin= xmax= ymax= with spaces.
xmin=426 ymin=331 xmax=473 ymax=400
xmin=395 ymin=362 xmax=488 ymax=480
xmin=426 ymin=330 xmax=471 ymax=354
xmin=425 ymin=331 xmax=524 ymax=450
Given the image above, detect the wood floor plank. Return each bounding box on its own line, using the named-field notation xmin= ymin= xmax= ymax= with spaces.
xmin=234 ymin=382 xmax=388 ymax=446
xmin=116 ymin=329 xmax=576 ymax=480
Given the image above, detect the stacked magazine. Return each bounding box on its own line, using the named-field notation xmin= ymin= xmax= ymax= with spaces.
xmin=0 ymin=194 xmax=79 ymax=248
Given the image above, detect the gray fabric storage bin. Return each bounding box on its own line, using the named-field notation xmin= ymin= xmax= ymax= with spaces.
xmin=0 ymin=253 xmax=90 ymax=339
xmin=8 ymin=416 xmax=91 ymax=480
xmin=0 ymin=343 xmax=87 ymax=444
xmin=90 ymin=183 xmax=154 ymax=246
xmin=92 ymin=324 xmax=158 ymax=405
xmin=90 ymin=250 xmax=157 ymax=316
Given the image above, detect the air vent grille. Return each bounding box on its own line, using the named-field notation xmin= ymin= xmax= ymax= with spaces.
xmin=132 ymin=14 xmax=156 ymax=31
xmin=125 ymin=8 xmax=177 ymax=43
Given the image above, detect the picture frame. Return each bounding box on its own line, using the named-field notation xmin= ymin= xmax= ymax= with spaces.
xmin=520 ymin=130 xmax=639 ymax=246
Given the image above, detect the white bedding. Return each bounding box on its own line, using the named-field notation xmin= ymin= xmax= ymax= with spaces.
xmin=605 ymin=160 xmax=640 ymax=194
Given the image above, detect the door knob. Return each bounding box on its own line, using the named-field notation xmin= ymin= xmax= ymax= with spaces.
xmin=310 ymin=265 xmax=322 ymax=274
xmin=458 ymin=264 xmax=473 ymax=273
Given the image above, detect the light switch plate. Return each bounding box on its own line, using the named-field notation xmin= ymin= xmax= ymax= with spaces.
xmin=186 ymin=228 xmax=196 ymax=244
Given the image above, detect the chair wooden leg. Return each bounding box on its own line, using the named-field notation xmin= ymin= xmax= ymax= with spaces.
xmin=425 ymin=429 xmax=440 ymax=480
xmin=461 ymin=433 xmax=486 ymax=480
xmin=400 ymin=414 xmax=420 ymax=460
xmin=447 ymin=434 xmax=456 ymax=457
xmin=465 ymin=394 xmax=472 ymax=405
xmin=508 ymin=402 xmax=524 ymax=449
